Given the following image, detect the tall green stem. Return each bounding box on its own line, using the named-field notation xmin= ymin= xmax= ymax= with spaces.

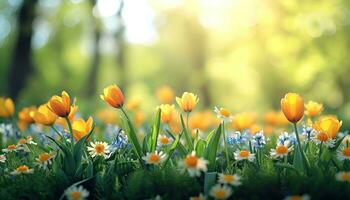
xmin=293 ymin=122 xmax=310 ymax=170
xmin=222 ymin=122 xmax=230 ymax=168
xmin=65 ymin=117 xmax=74 ymax=145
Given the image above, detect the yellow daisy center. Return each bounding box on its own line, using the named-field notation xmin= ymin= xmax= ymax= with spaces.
xmin=185 ymin=155 xmax=198 ymax=167
xmin=95 ymin=144 xmax=105 ymax=154
xmin=70 ymin=191 xmax=82 ymax=200
xmin=160 ymin=137 xmax=169 ymax=144
xmin=220 ymin=108 xmax=230 ymax=117
xmin=223 ymin=175 xmax=234 ymax=182
xmin=342 ymin=148 xmax=350 ymax=157
xmin=276 ymin=145 xmax=288 ymax=154
xmin=39 ymin=153 xmax=51 ymax=162
xmin=149 ymin=154 xmax=160 ymax=163
xmin=17 ymin=165 xmax=29 ymax=172
xmin=215 ymin=190 xmax=226 ymax=199
xmin=239 ymin=150 xmax=250 ymax=158
xmin=8 ymin=145 xmax=16 ymax=150
xmin=316 ymin=132 xmax=329 ymax=142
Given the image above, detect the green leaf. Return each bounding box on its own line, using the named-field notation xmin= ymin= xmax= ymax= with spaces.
xmin=166 ymin=130 xmax=188 ymax=156
xmin=330 ymin=135 xmax=346 ymax=152
xmin=150 ymin=109 xmax=161 ymax=152
xmin=274 ymin=163 xmax=300 ymax=174
xmin=73 ymin=125 xmax=95 ymax=167
xmin=195 ymin=139 xmax=206 ymax=157
xmin=204 ymin=124 xmax=222 ymax=172
xmin=293 ymin=145 xmax=305 ymax=173
xmin=180 ymin=114 xmax=194 ymax=151
xmin=164 ymin=130 xmax=183 ymax=166
xmin=121 ymin=113 xmax=145 ymax=168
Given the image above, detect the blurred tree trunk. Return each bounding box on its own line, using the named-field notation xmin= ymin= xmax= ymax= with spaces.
xmin=85 ymin=0 xmax=101 ymax=98
xmin=115 ymin=0 xmax=127 ymax=92
xmin=8 ymin=0 xmax=38 ymax=100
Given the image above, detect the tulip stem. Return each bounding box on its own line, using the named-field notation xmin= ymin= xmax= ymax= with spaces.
xmin=222 ymin=122 xmax=230 ymax=168
xmin=65 ymin=117 xmax=74 ymax=145
xmin=293 ymin=122 xmax=310 ymax=170
xmin=51 ymin=125 xmax=63 ymax=139
xmin=318 ymin=142 xmax=323 ymax=160
xmin=185 ymin=113 xmax=194 ymax=150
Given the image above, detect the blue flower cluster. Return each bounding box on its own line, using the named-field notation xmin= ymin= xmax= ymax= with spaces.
xmin=227 ymin=131 xmax=250 ymax=146
xmin=251 ymin=131 xmax=266 ymax=149
xmin=277 ymin=132 xmax=296 ymax=146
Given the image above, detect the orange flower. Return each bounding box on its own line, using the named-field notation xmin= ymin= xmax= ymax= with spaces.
xmin=48 ymin=91 xmax=71 ymax=117
xmin=280 ymin=93 xmax=304 ymax=123
xmin=313 ymin=116 xmax=342 ymax=139
xmin=72 ymin=117 xmax=94 ymax=141
xmin=189 ymin=111 xmax=213 ymax=132
xmin=0 ymin=97 xmax=15 ymax=118
xmin=305 ymin=101 xmax=323 ymax=117
xmin=231 ymin=112 xmax=256 ymax=131
xmin=156 ymin=86 xmax=174 ymax=104
xmin=176 ymin=92 xmax=199 ymax=113
xmin=18 ymin=106 xmax=36 ymax=124
xmin=158 ymin=104 xmax=175 ymax=124
xmin=100 ymin=84 xmax=124 ymax=109
xmin=30 ymin=104 xmax=57 ymax=126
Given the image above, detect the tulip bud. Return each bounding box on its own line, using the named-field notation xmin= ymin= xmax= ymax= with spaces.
xmin=0 ymin=97 xmax=15 ymax=118
xmin=48 ymin=91 xmax=71 ymax=118
xmin=313 ymin=116 xmax=342 ymax=139
xmin=280 ymin=93 xmax=304 ymax=123
xmin=305 ymin=101 xmax=323 ymax=117
xmin=176 ymin=92 xmax=199 ymax=113
xmin=100 ymin=85 xmax=124 ymax=109
xmin=72 ymin=117 xmax=94 ymax=141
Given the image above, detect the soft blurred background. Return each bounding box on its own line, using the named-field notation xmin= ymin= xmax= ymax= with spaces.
xmin=1 ymin=0 xmax=350 ymax=126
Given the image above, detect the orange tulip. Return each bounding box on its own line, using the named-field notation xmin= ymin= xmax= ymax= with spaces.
xmin=156 ymin=86 xmax=175 ymax=104
xmin=0 ymin=97 xmax=15 ymax=118
xmin=48 ymin=91 xmax=71 ymax=118
xmin=305 ymin=101 xmax=323 ymax=118
xmin=72 ymin=117 xmax=94 ymax=141
xmin=313 ymin=116 xmax=342 ymax=139
xmin=18 ymin=106 xmax=36 ymax=124
xmin=30 ymin=104 xmax=57 ymax=126
xmin=100 ymin=84 xmax=124 ymax=109
xmin=176 ymin=92 xmax=199 ymax=113
xmin=158 ymin=104 xmax=175 ymax=123
xmin=280 ymin=93 xmax=304 ymax=123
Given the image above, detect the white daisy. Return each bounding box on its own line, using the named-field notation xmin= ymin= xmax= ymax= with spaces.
xmin=0 ymin=154 xmax=6 ymax=163
xmin=35 ymin=152 xmax=55 ymax=169
xmin=337 ymin=146 xmax=350 ymax=161
xmin=2 ymin=144 xmax=17 ymax=153
xmin=218 ymin=173 xmax=242 ymax=186
xmin=65 ymin=185 xmax=90 ymax=200
xmin=142 ymin=151 xmax=167 ymax=165
xmin=283 ymin=194 xmax=310 ymax=200
xmin=214 ymin=106 xmax=233 ymax=123
xmin=234 ymin=149 xmax=255 ymax=162
xmin=335 ymin=171 xmax=350 ymax=182
xmin=189 ymin=193 xmax=206 ymax=200
xmin=10 ymin=165 xmax=34 ymax=175
xmin=179 ymin=151 xmax=208 ymax=177
xmin=312 ymin=132 xmax=335 ymax=148
xmin=87 ymin=141 xmax=111 ymax=159
xmin=158 ymin=135 xmax=173 ymax=146
xmin=209 ymin=184 xmax=232 ymax=200
xmin=270 ymin=144 xmax=293 ymax=159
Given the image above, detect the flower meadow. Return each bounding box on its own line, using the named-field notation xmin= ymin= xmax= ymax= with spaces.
xmin=0 ymin=85 xmax=350 ymax=200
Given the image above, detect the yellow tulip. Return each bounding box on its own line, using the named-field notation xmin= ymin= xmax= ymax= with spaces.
xmin=231 ymin=112 xmax=256 ymax=131
xmin=158 ymin=104 xmax=175 ymax=123
xmin=72 ymin=117 xmax=94 ymax=141
xmin=100 ymin=84 xmax=124 ymax=109
xmin=0 ymin=97 xmax=15 ymax=118
xmin=176 ymin=92 xmax=199 ymax=113
xmin=305 ymin=101 xmax=323 ymax=117
xmin=30 ymin=104 xmax=57 ymax=126
xmin=156 ymin=86 xmax=175 ymax=104
xmin=18 ymin=106 xmax=36 ymax=124
xmin=313 ymin=116 xmax=342 ymax=139
xmin=48 ymin=91 xmax=71 ymax=117
xmin=280 ymin=93 xmax=304 ymax=123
